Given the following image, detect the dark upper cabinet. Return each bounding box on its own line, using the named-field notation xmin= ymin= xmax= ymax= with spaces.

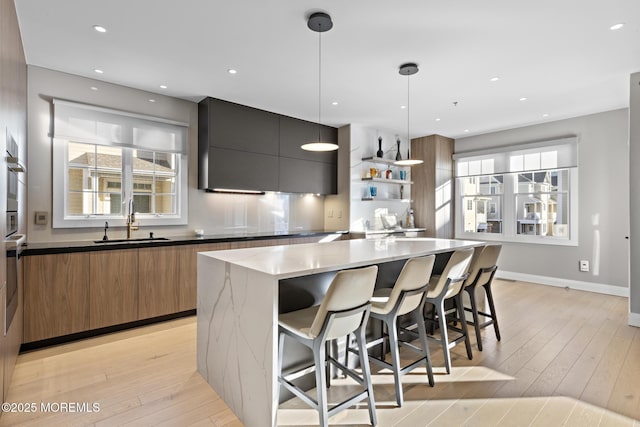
xmin=198 ymin=97 xmax=337 ymax=194
xmin=204 ymin=98 xmax=279 ymax=155
xmin=279 ymin=158 xmax=336 ymax=195
xmin=208 ymin=147 xmax=279 ymax=191
xmin=279 ymin=116 xmax=337 ymax=163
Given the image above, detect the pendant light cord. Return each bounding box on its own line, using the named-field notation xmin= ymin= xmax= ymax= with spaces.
xmin=407 ymin=71 xmax=411 ymax=158
xmin=317 ymin=25 xmax=322 ymax=142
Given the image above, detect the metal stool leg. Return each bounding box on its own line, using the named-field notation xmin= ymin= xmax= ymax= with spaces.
xmin=484 ymin=283 xmax=501 ymax=341
xmin=415 ymin=308 xmax=435 ymax=386
xmin=313 ymin=341 xmax=329 ymax=427
xmin=466 ymin=285 xmax=484 ymax=351
xmin=455 ymin=293 xmax=473 ymax=360
xmin=386 ymin=317 xmax=403 ymax=406
xmin=356 ymin=326 xmax=377 ymax=426
xmin=436 ymin=299 xmax=452 ymax=374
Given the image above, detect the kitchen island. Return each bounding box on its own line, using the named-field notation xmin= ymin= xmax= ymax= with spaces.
xmin=196 ymin=237 xmax=483 ymax=427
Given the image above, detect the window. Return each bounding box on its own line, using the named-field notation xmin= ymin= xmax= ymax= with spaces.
xmin=52 ymin=100 xmax=188 ymax=228
xmin=453 ymin=137 xmax=578 ymax=246
xmin=460 ymin=175 xmax=504 ymax=234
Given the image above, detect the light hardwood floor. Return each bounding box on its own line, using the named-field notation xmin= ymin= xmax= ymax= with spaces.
xmin=1 ymin=279 xmax=639 ymax=426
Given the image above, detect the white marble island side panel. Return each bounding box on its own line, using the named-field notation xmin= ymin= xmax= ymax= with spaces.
xmin=196 ymin=238 xmax=484 ymax=427
xmin=197 ymin=255 xmax=278 ymax=427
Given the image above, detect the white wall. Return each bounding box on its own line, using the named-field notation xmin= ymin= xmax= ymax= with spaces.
xmin=26 ymin=66 xmax=326 ymax=243
xmin=456 ymin=109 xmax=629 ymax=294
xmin=629 ymin=72 xmax=640 ymax=325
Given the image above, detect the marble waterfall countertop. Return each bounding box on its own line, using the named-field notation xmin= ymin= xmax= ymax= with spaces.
xmin=196 ymin=237 xmax=484 ymax=427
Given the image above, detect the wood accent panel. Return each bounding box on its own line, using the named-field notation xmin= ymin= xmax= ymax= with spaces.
xmin=177 ymin=243 xmax=230 ymax=312
xmin=138 ymin=247 xmax=180 ymax=319
xmin=411 ymin=134 xmax=454 ymax=238
xmin=23 ymin=253 xmax=90 ymax=343
xmin=89 ymin=250 xmax=138 ymax=329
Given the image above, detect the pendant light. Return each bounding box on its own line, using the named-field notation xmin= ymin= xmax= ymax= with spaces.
xmin=394 ymin=63 xmax=423 ymax=165
xmin=301 ymin=12 xmax=339 ymax=152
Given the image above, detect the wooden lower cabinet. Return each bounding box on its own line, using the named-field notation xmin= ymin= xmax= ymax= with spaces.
xmin=177 ymin=243 xmax=229 ymax=312
xmin=138 ymin=246 xmax=179 ymax=319
xmin=90 ymin=250 xmax=138 ymax=329
xmin=21 ymin=235 xmax=341 ymax=343
xmin=23 ymin=253 xmax=90 ymax=342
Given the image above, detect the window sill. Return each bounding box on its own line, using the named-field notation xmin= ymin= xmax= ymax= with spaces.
xmin=456 ymin=231 xmax=578 ymax=247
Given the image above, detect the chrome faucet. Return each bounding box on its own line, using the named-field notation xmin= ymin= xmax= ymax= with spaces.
xmin=126 ymin=198 xmax=139 ymax=239
xmin=102 ymin=221 xmax=109 ymax=241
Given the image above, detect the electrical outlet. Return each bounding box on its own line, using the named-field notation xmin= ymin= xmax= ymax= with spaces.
xmin=579 ymin=260 xmax=590 ymax=272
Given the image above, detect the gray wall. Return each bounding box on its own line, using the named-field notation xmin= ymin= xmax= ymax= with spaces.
xmin=630 ymin=72 xmax=640 ymax=320
xmin=456 ymin=109 xmax=629 ymax=291
xmin=27 ymin=66 xmax=326 ymax=243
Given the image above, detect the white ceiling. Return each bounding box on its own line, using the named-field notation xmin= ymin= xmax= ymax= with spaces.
xmin=14 ymin=0 xmax=640 ymax=140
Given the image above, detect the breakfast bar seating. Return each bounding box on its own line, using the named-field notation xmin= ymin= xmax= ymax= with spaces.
xmin=197 ymin=237 xmax=482 ymax=427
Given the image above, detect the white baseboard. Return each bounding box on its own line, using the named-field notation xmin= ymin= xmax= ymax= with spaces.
xmin=496 ymin=270 xmax=629 ymax=297
xmin=629 ymin=312 xmax=640 ymax=327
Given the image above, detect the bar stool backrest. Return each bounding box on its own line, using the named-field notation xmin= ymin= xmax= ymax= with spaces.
xmin=464 ymin=244 xmax=502 ymax=288
xmin=428 ymin=248 xmax=474 ymax=297
xmin=387 ymin=255 xmax=435 ymax=316
xmin=309 ymin=265 xmax=378 ymax=340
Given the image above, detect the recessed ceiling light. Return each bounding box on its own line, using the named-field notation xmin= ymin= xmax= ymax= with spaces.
xmin=148 ymin=99 xmax=156 ymax=103
xmin=610 ymin=23 xmax=625 ymax=30
xmin=94 ymin=69 xmax=104 ymax=74
xmin=519 ymin=97 xmax=527 ymax=101
xmin=159 ymin=85 xmax=167 ymax=89
xmin=464 ymin=129 xmax=470 ymax=133
xmin=400 ymin=105 xmax=406 ymax=109
xmin=228 ymin=69 xmax=237 ymax=74
xmin=331 ymin=101 xmax=338 ymax=106
xmin=93 ymin=25 xmax=107 ymax=33
xmin=542 ymin=113 xmax=549 ymax=117
xmin=490 ymin=76 xmax=500 ymax=82
xmin=90 ymin=86 xmax=98 ymax=91
xmin=435 ymin=118 xmax=441 ymax=122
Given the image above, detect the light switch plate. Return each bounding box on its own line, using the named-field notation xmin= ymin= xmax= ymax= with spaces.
xmin=35 ymin=211 xmax=49 ymax=225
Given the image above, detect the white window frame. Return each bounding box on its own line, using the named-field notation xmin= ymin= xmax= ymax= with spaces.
xmin=52 ymin=100 xmax=188 ymax=228
xmin=454 ymin=137 xmax=578 ymax=246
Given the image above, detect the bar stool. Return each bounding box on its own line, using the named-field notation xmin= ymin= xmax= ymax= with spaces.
xmin=361 ymin=255 xmax=436 ymax=407
xmin=277 ymin=265 xmax=378 ymax=427
xmin=423 ymin=248 xmax=474 ymax=374
xmin=462 ymin=244 xmax=502 ymax=351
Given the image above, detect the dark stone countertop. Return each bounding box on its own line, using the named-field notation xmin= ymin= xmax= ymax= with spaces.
xmin=22 ymin=230 xmax=349 ymax=256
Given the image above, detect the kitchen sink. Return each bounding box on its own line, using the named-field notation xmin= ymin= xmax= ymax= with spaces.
xmin=93 ymin=237 xmax=170 ymax=244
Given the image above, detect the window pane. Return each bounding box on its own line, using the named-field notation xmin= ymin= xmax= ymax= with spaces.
xmin=154 ymin=176 xmax=175 ymax=194
xmin=132 ymin=150 xmax=178 ymax=215
xmin=462 ymin=195 xmax=502 ymax=234
xmin=515 ymin=169 xmax=569 ymax=238
xmin=133 ymin=194 xmax=151 ymax=214
xmin=66 ymin=142 xmax=123 ymax=217
xmin=67 ymin=191 xmax=94 ymax=215
xmin=155 ymin=194 xmax=176 ymax=214
xmin=459 ymin=175 xmax=503 ymax=196
xmin=549 ymin=193 xmax=569 ymax=237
